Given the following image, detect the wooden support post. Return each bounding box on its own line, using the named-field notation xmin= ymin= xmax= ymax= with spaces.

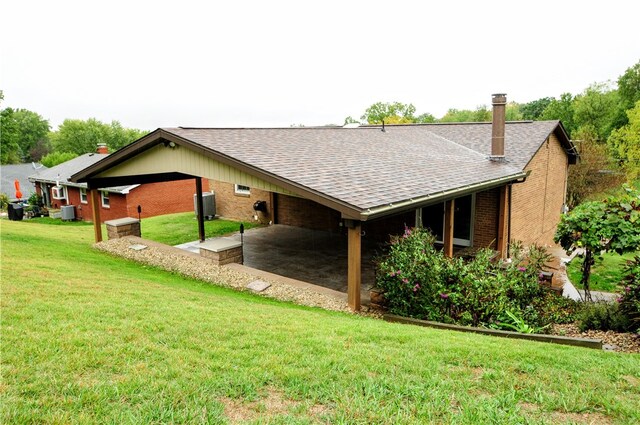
xmin=444 ymin=199 xmax=454 ymax=258
xmin=497 ymin=185 xmax=509 ymax=259
xmin=195 ymin=177 xmax=205 ymax=242
xmin=89 ymin=189 xmax=102 ymax=243
xmin=346 ymin=220 xmax=362 ymax=311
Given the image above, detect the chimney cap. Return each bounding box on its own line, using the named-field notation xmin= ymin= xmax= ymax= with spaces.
xmin=492 ymin=93 xmax=507 ymax=104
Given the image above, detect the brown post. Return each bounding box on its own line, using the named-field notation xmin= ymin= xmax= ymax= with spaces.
xmin=444 ymin=199 xmax=455 ymax=258
xmin=491 ymin=93 xmax=507 ymax=160
xmin=497 ymin=185 xmax=509 ymax=258
xmin=346 ymin=220 xmax=362 ymax=311
xmin=195 ymin=177 xmax=205 ymax=242
xmin=89 ymin=189 xmax=102 ymax=243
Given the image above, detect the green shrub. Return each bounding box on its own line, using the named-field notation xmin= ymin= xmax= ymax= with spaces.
xmin=0 ymin=193 xmax=8 ymax=210
xmin=618 ymin=255 xmax=640 ymax=332
xmin=375 ymin=227 xmax=561 ymax=329
xmin=578 ymin=301 xmax=630 ymax=332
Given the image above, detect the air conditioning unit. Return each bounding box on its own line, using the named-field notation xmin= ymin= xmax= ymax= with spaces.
xmin=194 ymin=192 xmax=216 ymax=218
xmin=61 ymin=205 xmax=75 ymax=221
xmin=52 ymin=186 xmax=66 ymax=200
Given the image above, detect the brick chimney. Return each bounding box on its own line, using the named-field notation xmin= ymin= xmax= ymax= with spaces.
xmin=490 ymin=93 xmax=507 ymax=161
xmin=97 ymin=143 xmax=108 ymax=154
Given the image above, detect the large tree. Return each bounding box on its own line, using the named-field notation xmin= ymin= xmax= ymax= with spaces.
xmin=0 ymin=108 xmax=51 ymax=163
xmin=360 ymin=101 xmax=417 ymax=124
xmin=521 ymin=97 xmax=554 ymax=120
xmin=541 ymin=93 xmax=576 ymax=137
xmin=50 ymin=118 xmax=147 ymax=155
xmin=608 ymin=100 xmax=640 ymax=180
xmin=573 ymin=82 xmax=621 ymax=142
xmin=618 ymin=61 xmax=640 ymax=113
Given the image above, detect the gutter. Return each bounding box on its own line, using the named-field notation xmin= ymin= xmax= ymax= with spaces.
xmin=360 ymin=172 xmax=528 ymax=221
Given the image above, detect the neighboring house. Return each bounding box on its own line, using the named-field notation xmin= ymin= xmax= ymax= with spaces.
xmin=29 ymin=151 xmax=209 ymax=222
xmin=70 ymin=94 xmax=577 ymax=310
xmin=1 ymin=163 xmax=47 ymax=201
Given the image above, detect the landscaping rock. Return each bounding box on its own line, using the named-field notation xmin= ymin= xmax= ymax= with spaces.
xmin=246 ymin=280 xmax=271 ymax=292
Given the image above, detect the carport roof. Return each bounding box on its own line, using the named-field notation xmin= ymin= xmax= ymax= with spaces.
xmin=71 ymin=121 xmax=574 ymax=220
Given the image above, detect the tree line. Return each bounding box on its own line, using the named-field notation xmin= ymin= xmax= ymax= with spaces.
xmin=0 ymin=91 xmax=147 ymax=167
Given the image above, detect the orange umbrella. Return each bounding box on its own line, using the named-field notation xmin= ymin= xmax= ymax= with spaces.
xmin=14 ymin=179 xmax=22 ymax=199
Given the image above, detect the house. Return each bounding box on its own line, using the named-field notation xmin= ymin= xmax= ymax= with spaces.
xmin=1 ymin=163 xmax=47 ymax=201
xmin=70 ymin=94 xmax=577 ymax=310
xmin=29 ymin=145 xmax=210 ymax=222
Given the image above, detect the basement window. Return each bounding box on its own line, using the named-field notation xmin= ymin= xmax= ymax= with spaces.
xmin=101 ymin=191 xmax=110 ymax=208
xmin=80 ymin=188 xmax=88 ymax=204
xmin=234 ymin=184 xmax=251 ymax=196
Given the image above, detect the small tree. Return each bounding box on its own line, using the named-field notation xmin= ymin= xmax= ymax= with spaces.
xmin=555 ymin=185 xmax=640 ymax=301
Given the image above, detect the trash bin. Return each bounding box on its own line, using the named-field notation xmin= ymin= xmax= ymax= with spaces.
xmin=8 ymin=203 xmax=24 ymax=221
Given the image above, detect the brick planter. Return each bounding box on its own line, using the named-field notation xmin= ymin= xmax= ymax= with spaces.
xmin=105 ymin=217 xmax=141 ymax=240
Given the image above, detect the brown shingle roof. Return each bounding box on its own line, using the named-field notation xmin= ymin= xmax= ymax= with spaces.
xmin=163 ymin=125 xmax=524 ymax=211
xmin=72 ymin=121 xmax=573 ymax=220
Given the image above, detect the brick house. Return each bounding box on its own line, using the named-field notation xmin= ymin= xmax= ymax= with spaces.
xmin=29 ymin=151 xmax=209 ymax=222
xmin=70 ymin=94 xmax=577 ymax=310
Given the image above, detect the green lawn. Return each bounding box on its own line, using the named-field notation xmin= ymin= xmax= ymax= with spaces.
xmin=2 ymin=220 xmax=639 ymax=424
xmin=566 ymin=251 xmax=638 ymax=293
xmin=21 ymin=212 xmax=261 ymax=246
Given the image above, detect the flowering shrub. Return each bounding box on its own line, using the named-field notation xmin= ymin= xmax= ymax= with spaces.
xmin=618 ymin=255 xmax=640 ymax=332
xmin=376 ymin=227 xmax=563 ymax=329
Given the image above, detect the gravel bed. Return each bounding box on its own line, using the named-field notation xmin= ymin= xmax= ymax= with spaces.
xmin=551 ymin=324 xmax=640 ymax=354
xmin=95 ymin=237 xmax=380 ymax=316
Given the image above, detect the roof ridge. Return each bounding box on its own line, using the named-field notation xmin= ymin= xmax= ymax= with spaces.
xmin=420 ymin=128 xmax=499 ymax=161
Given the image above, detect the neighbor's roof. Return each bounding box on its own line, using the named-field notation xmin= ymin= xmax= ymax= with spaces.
xmin=1 ymin=163 xmax=47 ymax=200
xmin=29 ymin=153 xmax=138 ymax=194
xmin=71 ymin=121 xmax=574 ymax=220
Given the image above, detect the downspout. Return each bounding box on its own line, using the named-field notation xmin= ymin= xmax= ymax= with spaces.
xmin=507 ymin=184 xmax=512 ymax=258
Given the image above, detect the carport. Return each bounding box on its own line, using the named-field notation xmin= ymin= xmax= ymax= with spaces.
xmin=71 ymin=125 xmax=524 ymax=311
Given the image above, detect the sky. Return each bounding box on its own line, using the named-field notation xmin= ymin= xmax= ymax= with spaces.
xmin=2 ymin=0 xmax=639 ymax=131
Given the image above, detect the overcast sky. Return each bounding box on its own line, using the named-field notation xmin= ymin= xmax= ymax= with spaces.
xmin=2 ymin=0 xmax=639 ymax=131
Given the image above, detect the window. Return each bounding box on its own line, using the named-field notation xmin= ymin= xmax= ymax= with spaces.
xmin=51 ymin=186 xmax=66 ymax=200
xmin=101 ymin=191 xmax=110 ymax=208
xmin=417 ymin=194 xmax=475 ymax=247
xmin=79 ymin=188 xmax=88 ymax=204
xmin=234 ymin=184 xmax=251 ymax=196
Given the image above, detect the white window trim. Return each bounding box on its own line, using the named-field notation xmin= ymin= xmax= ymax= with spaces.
xmin=415 ymin=194 xmax=475 ymax=247
xmin=79 ymin=188 xmax=88 ymax=204
xmin=52 ymin=185 xmax=66 ymax=200
xmin=234 ymin=184 xmax=251 ymax=196
xmin=101 ymin=191 xmax=110 ymax=208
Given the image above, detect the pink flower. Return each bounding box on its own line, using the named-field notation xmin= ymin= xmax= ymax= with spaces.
xmin=440 ymin=293 xmax=449 ymax=299
xmin=402 ymin=278 xmax=409 ymax=284
xmin=413 ymin=283 xmax=421 ymax=292
xmin=617 ymin=297 xmax=623 ymax=303
xmin=389 ymin=271 xmax=396 ymax=277
xmin=396 ymin=270 xmax=402 ymax=275
xmin=518 ymin=267 xmax=526 ymax=272
xmin=625 ymin=286 xmax=631 ymax=293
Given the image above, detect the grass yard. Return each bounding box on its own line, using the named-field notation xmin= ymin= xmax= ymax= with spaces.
xmin=21 ymin=212 xmax=260 ymax=246
xmin=2 ymin=220 xmax=639 ymax=424
xmin=566 ymin=251 xmax=638 ymax=293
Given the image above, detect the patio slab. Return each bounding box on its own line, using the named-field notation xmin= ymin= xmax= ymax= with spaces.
xmin=176 ymin=224 xmax=382 ymax=298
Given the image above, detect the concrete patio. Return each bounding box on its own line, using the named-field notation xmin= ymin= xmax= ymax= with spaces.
xmin=175 ymin=224 xmax=382 ymax=298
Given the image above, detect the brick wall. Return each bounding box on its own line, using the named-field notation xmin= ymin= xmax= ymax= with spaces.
xmin=363 ymin=211 xmax=416 ymax=243
xmin=275 ymin=193 xmax=342 ymax=231
xmin=511 ymin=133 xmax=568 ymax=246
xmin=211 ymin=180 xmax=272 ymax=224
xmin=47 ymin=179 xmax=211 ymax=223
xmin=127 ymin=179 xmax=210 ymax=219
xmin=473 ymin=188 xmax=500 ymax=249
